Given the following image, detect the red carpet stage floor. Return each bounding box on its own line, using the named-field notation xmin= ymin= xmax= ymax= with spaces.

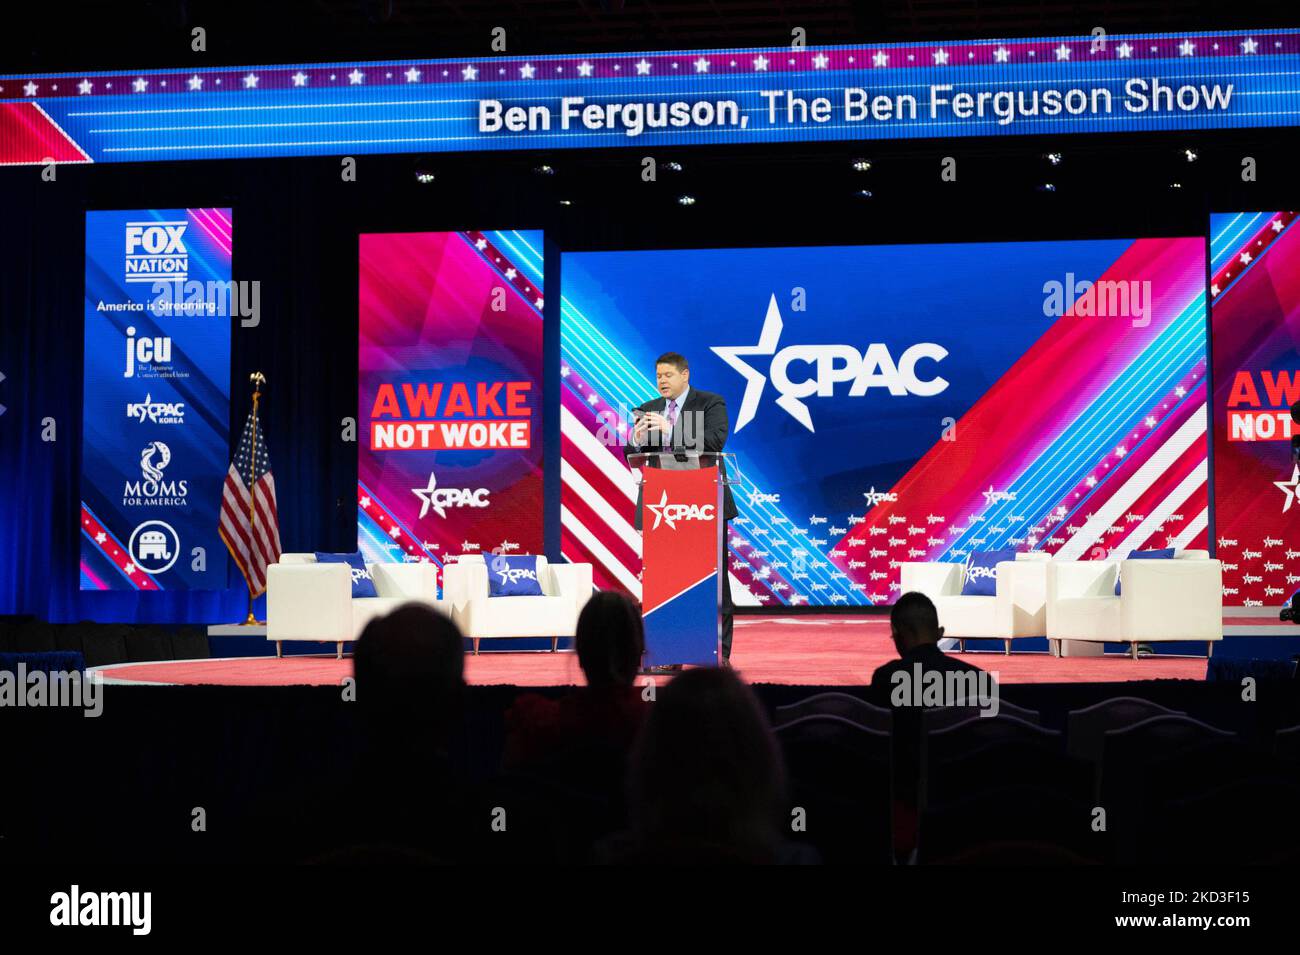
xmin=92 ymin=616 xmax=1213 ymax=687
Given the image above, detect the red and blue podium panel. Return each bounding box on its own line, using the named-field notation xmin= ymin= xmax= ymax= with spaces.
xmin=640 ymin=466 xmax=721 ymax=667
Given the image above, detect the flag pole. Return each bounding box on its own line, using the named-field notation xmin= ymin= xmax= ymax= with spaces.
xmin=243 ymin=371 xmax=266 ymax=625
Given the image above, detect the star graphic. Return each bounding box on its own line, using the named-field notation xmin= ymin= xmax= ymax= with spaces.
xmin=388 ymin=524 xmax=403 ymax=539
xmin=1242 ymin=38 xmax=1259 ymax=54
xmin=188 ymin=75 xmax=203 ymax=91
xmin=645 ymin=489 xmax=676 ymax=530
xmin=993 ymin=46 xmax=1010 ymax=63
xmin=412 ymin=472 xmax=446 ymax=519
xmin=1116 ymin=42 xmax=1133 ymax=58
xmin=124 ymin=563 xmax=135 ymax=575
xmin=349 ymin=69 xmax=365 ymax=85
xmin=1085 ymin=476 xmax=1098 ymax=487
xmin=1272 ymin=219 xmax=1284 ymax=232
xmin=577 ymin=61 xmax=594 ymax=77
xmin=462 ymin=64 xmax=478 ymax=81
xmin=292 ymin=71 xmax=309 ymax=87
xmin=812 ymin=53 xmax=829 ymax=69
xmin=520 ymin=62 xmax=536 ymax=79
xmin=753 ymin=55 xmax=770 ymax=71
xmin=133 ymin=77 xmax=148 ymax=92
xmin=78 ymin=79 xmax=93 ymax=94
xmin=872 ymin=50 xmax=888 ymax=67
xmin=359 ymin=496 xmax=371 ymax=508
xmin=1178 ymin=39 xmax=1195 ymax=57
xmin=95 ymin=532 xmax=107 ymax=544
xmin=504 ymin=267 xmax=517 ymax=279
xmin=405 ymin=67 xmax=421 ymax=82
xmin=694 ymin=57 xmax=710 ymax=73
xmin=711 ymin=294 xmax=804 ymax=432
xmin=635 ymin=59 xmax=652 ymax=75
xmin=22 ymin=81 xmax=36 ymax=95
xmin=243 ymin=73 xmax=259 ymax=89
xmin=1054 ymin=44 xmax=1071 ymax=60
xmin=1276 ymin=466 xmax=1300 ymax=513
xmin=933 ymin=48 xmax=949 ymax=65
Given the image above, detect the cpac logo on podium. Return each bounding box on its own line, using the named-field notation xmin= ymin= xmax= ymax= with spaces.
xmin=645 ymin=489 xmax=715 ymax=530
xmin=712 ymin=295 xmax=948 ymax=433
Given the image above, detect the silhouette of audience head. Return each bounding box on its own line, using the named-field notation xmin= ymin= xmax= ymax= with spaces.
xmin=574 ymin=591 xmax=645 ymax=688
xmin=890 ymin=591 xmax=945 ymax=655
xmin=628 ymin=667 xmax=787 ymax=862
xmin=354 ymin=603 xmax=465 ymax=749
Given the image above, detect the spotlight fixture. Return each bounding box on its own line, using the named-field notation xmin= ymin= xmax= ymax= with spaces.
xmin=413 ymin=169 xmax=436 ymax=184
xmin=851 ymin=158 xmax=872 ymax=172
xmin=558 ymin=199 xmax=575 ymax=206
xmin=1045 ymin=152 xmax=1063 ymax=165
xmin=664 ymin=161 xmax=683 ymax=172
xmin=1170 ymin=181 xmax=1183 ymax=189
xmin=853 ymin=189 xmax=874 ymax=199
xmin=533 ymin=164 xmax=556 ymax=176
xmin=677 ymin=194 xmax=697 ymax=206
xmin=1183 ymin=148 xmax=1198 ymax=162
xmin=1038 ymin=182 xmax=1057 ymax=193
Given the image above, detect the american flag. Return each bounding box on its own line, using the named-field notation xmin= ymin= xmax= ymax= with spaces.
xmin=220 ymin=406 xmax=281 ymax=595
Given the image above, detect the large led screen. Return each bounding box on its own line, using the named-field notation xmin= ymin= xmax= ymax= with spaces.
xmin=561 ymin=238 xmax=1208 ymax=606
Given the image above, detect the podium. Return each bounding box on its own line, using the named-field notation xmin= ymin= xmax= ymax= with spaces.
xmin=628 ymin=451 xmax=736 ymax=668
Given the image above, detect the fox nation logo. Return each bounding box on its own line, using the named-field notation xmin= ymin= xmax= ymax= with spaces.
xmin=645 ymin=489 xmax=716 ymax=530
xmin=712 ymin=295 xmax=948 ymax=433
xmin=124 ymin=220 xmax=189 ymax=284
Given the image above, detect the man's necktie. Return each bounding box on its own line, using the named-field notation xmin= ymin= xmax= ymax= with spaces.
xmin=664 ymin=399 xmax=678 ymax=443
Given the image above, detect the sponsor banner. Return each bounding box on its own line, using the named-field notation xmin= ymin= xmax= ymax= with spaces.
xmin=80 ymin=209 xmax=232 ymax=590
xmin=357 ymin=230 xmax=544 ymax=573
xmin=1210 ymin=212 xmax=1300 ymax=607
xmin=562 ymin=237 xmax=1207 ymax=606
xmin=5 ymin=30 xmax=1300 ymax=163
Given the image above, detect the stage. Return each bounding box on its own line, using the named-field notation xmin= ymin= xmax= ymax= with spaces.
xmin=84 ymin=614 xmax=1260 ymax=687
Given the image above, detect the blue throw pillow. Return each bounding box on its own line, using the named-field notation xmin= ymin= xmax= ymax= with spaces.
xmin=487 ymin=554 xmax=545 ymax=597
xmin=313 ymin=552 xmax=378 ymax=598
xmin=1115 ymin=548 xmax=1175 ymax=595
xmin=961 ymin=549 xmax=1018 ymax=597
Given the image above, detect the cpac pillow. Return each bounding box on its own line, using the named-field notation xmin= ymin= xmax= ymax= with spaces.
xmin=488 ymin=554 xmax=545 ymax=598
xmin=1115 ymin=548 xmax=1175 ymax=595
xmin=961 ymin=549 xmax=1018 ymax=597
xmin=313 ymin=552 xmax=378 ymax=598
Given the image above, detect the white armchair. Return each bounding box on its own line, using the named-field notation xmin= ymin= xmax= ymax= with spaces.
xmin=899 ymin=554 xmax=1049 ymax=654
xmin=442 ymin=554 xmax=593 ymax=653
xmin=266 ymin=553 xmax=450 ymax=658
xmin=1045 ymin=550 xmax=1221 ymax=658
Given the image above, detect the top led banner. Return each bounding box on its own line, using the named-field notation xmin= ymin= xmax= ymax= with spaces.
xmin=1 ymin=29 xmax=1297 ymax=164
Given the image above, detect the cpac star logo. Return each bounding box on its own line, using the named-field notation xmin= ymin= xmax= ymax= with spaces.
xmin=863 ymin=487 xmax=898 ymax=506
xmin=645 ymin=489 xmax=715 ymax=530
xmin=711 ymin=294 xmax=948 ymax=433
xmin=982 ymin=486 xmax=1017 ymax=505
xmin=411 ymin=471 xmax=490 ymax=519
xmin=1275 ymin=465 xmax=1300 ymax=513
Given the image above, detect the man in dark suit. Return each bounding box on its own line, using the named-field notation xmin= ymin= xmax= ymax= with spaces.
xmin=624 ymin=352 xmax=738 ymax=664
xmin=868 ymin=592 xmax=993 ymax=707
